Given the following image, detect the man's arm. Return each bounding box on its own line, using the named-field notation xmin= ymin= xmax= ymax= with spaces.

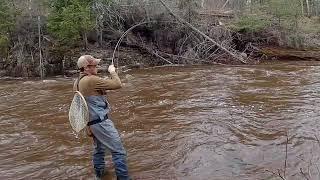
xmin=95 ymin=72 xmax=122 ymax=90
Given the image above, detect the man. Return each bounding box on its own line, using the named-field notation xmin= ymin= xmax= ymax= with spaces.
xmin=73 ymin=55 xmax=131 ymax=180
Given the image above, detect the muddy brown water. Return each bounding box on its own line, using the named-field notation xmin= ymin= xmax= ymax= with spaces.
xmin=1 ymin=62 xmax=320 ymax=180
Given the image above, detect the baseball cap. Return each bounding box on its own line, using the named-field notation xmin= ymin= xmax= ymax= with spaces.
xmin=77 ymin=55 xmax=101 ymax=69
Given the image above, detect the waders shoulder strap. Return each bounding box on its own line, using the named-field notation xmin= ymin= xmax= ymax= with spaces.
xmin=76 ymin=75 xmax=87 ymax=91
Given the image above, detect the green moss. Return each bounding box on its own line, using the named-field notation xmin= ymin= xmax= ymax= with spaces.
xmin=230 ymin=15 xmax=272 ymax=32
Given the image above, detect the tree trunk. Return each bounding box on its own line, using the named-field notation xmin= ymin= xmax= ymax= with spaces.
xmin=83 ymin=32 xmax=88 ymax=49
xmin=38 ymin=16 xmax=44 ymax=79
xmin=99 ymin=28 xmax=103 ymax=47
xmin=306 ymin=0 xmax=310 ymax=16
xmin=315 ymin=0 xmax=319 ymax=16
xmin=300 ymin=0 xmax=304 ymax=16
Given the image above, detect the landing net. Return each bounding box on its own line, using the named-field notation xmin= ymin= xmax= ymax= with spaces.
xmin=68 ymin=91 xmax=89 ymax=133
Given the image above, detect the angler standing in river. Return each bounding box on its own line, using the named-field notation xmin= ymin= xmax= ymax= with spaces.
xmin=73 ymin=55 xmax=131 ymax=180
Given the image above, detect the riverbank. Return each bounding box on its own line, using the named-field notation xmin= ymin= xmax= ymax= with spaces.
xmin=2 ymin=43 xmax=320 ymax=78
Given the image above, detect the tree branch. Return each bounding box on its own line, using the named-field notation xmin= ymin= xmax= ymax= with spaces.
xmin=158 ymin=0 xmax=246 ymax=64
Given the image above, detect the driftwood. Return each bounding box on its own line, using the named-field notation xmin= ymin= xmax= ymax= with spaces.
xmin=139 ymin=44 xmax=173 ymax=64
xmin=199 ymin=11 xmax=234 ymax=18
xmin=158 ymin=0 xmax=246 ymax=64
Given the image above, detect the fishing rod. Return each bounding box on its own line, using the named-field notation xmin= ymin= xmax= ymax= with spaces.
xmin=110 ymin=20 xmax=181 ymax=71
xmin=111 ymin=21 xmax=152 ymax=67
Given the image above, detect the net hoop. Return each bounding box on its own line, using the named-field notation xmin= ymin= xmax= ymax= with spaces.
xmin=68 ymin=91 xmax=89 ymax=133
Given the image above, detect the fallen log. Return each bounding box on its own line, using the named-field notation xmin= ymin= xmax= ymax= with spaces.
xmin=262 ymin=47 xmax=320 ymax=61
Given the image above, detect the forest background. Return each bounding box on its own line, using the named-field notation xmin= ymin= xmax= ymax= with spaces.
xmin=1 ymin=0 xmax=320 ymax=77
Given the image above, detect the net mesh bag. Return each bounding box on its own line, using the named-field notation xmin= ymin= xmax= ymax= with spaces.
xmin=69 ymin=91 xmax=89 ymax=133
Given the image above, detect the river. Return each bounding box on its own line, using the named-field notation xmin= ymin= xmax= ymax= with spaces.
xmin=1 ymin=62 xmax=320 ymax=180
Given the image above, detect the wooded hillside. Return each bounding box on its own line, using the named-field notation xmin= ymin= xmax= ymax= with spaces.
xmin=1 ymin=0 xmax=320 ymax=77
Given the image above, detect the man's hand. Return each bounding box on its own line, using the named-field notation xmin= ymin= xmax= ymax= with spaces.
xmin=108 ymin=64 xmax=116 ymax=73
